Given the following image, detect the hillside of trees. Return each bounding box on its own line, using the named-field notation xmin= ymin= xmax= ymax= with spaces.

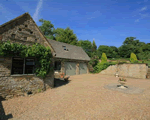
xmin=39 ymin=19 xmax=150 ymax=72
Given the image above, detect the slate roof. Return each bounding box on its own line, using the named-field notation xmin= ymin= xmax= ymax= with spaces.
xmin=47 ymin=39 xmax=91 ymax=61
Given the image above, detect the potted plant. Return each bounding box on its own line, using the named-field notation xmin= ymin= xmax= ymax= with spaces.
xmin=118 ymin=77 xmax=127 ymax=86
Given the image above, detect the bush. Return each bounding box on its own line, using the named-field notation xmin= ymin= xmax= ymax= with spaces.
xmin=130 ymin=53 xmax=138 ymax=63
xmin=101 ymin=53 xmax=107 ymax=63
xmin=94 ymin=62 xmax=117 ymax=73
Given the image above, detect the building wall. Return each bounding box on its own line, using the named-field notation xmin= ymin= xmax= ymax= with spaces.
xmin=0 ymin=14 xmax=54 ymax=99
xmin=100 ymin=63 xmax=148 ymax=79
xmin=54 ymin=58 xmax=89 ymax=78
xmin=0 ymin=57 xmax=54 ymax=99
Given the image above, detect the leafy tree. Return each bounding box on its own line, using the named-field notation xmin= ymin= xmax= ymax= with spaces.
xmin=119 ymin=37 xmax=146 ymax=58
xmin=39 ymin=19 xmax=54 ymax=37
xmin=137 ymin=44 xmax=150 ymax=60
xmin=77 ymin=40 xmax=93 ymax=57
xmin=54 ymin=27 xmax=78 ymax=45
xmin=97 ymin=45 xmax=119 ymax=58
xmin=130 ymin=53 xmax=138 ymax=63
xmin=101 ymin=53 xmax=107 ymax=63
xmin=118 ymin=44 xmax=136 ymax=58
xmin=92 ymin=39 xmax=97 ymax=52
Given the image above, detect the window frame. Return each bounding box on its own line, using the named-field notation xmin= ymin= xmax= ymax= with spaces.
xmin=54 ymin=61 xmax=61 ymax=71
xmin=11 ymin=57 xmax=36 ymax=75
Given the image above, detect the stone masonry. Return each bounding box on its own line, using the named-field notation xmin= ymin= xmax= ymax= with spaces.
xmin=100 ymin=63 xmax=148 ymax=79
xmin=0 ymin=13 xmax=54 ymax=99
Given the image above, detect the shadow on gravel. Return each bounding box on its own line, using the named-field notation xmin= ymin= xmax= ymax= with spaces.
xmin=54 ymin=78 xmax=71 ymax=88
xmin=0 ymin=96 xmax=13 ymax=120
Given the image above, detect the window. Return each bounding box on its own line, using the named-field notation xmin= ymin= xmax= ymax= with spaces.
xmin=54 ymin=61 xmax=61 ymax=71
xmin=25 ymin=25 xmax=28 ymax=27
xmin=62 ymin=46 xmax=66 ymax=50
xmin=11 ymin=57 xmax=35 ymax=75
xmin=24 ymin=37 xmax=27 ymax=40
xmin=11 ymin=34 xmax=15 ymax=39
xmin=30 ymin=31 xmax=33 ymax=34
xmin=25 ymin=58 xmax=35 ymax=74
xmin=35 ymin=39 xmax=37 ymax=42
xmin=19 ymin=28 xmax=22 ymax=31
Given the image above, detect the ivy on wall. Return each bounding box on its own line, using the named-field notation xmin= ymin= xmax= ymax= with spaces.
xmin=0 ymin=41 xmax=53 ymax=78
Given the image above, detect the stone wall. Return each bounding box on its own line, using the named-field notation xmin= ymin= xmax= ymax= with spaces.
xmin=100 ymin=63 xmax=148 ymax=79
xmin=0 ymin=13 xmax=54 ymax=99
xmin=0 ymin=56 xmax=54 ymax=99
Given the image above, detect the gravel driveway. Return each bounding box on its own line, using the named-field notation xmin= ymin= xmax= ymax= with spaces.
xmin=1 ymin=74 xmax=150 ymax=120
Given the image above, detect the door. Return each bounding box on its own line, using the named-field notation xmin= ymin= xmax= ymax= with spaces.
xmin=65 ymin=62 xmax=76 ymax=76
xmin=79 ymin=63 xmax=87 ymax=74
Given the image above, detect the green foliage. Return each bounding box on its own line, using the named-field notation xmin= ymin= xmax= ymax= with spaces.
xmin=130 ymin=53 xmax=138 ymax=63
xmin=54 ymin=27 xmax=78 ymax=45
xmin=101 ymin=53 xmax=107 ymax=63
xmin=0 ymin=41 xmax=53 ymax=78
xmin=77 ymin=40 xmax=93 ymax=57
xmin=92 ymin=40 xmax=97 ymax=52
xmin=94 ymin=62 xmax=117 ymax=73
xmin=38 ymin=89 xmax=42 ymax=93
xmin=97 ymin=45 xmax=119 ymax=58
xmin=39 ymin=19 xmax=54 ymax=36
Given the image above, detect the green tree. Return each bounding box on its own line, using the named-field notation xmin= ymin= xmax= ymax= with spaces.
xmin=39 ymin=19 xmax=55 ymax=39
xmin=119 ymin=37 xmax=146 ymax=58
xmin=77 ymin=40 xmax=93 ymax=57
xmin=54 ymin=27 xmax=78 ymax=45
xmin=92 ymin=39 xmax=97 ymax=52
xmin=97 ymin=45 xmax=118 ymax=58
xmin=130 ymin=53 xmax=138 ymax=63
xmin=101 ymin=53 xmax=107 ymax=63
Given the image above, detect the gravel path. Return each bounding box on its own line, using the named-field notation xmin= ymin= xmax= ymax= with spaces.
xmin=2 ymin=74 xmax=150 ymax=120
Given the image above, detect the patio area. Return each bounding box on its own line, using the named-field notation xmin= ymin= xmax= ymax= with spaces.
xmin=1 ymin=74 xmax=150 ymax=120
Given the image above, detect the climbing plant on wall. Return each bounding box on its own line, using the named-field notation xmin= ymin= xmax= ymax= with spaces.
xmin=0 ymin=41 xmax=53 ymax=78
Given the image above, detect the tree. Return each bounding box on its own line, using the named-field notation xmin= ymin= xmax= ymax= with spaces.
xmin=130 ymin=53 xmax=138 ymax=63
xmin=92 ymin=39 xmax=97 ymax=52
xmin=118 ymin=44 xmax=136 ymax=58
xmin=119 ymin=37 xmax=146 ymax=58
xmin=101 ymin=53 xmax=107 ymax=63
xmin=39 ymin=19 xmax=54 ymax=37
xmin=77 ymin=40 xmax=93 ymax=57
xmin=137 ymin=44 xmax=150 ymax=60
xmin=54 ymin=27 xmax=78 ymax=45
xmin=97 ymin=45 xmax=119 ymax=58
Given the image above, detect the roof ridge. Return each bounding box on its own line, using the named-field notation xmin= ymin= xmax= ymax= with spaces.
xmin=0 ymin=12 xmax=29 ymax=28
xmin=47 ymin=39 xmax=82 ymax=48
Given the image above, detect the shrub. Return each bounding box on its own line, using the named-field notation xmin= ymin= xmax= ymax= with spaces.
xmin=94 ymin=62 xmax=117 ymax=73
xmin=101 ymin=53 xmax=107 ymax=63
xmin=130 ymin=53 xmax=138 ymax=63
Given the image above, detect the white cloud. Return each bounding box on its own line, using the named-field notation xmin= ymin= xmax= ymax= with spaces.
xmin=140 ymin=6 xmax=147 ymax=11
xmin=33 ymin=0 xmax=43 ymax=22
xmin=135 ymin=19 xmax=139 ymax=22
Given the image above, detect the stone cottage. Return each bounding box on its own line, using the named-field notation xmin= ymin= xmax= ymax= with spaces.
xmin=0 ymin=12 xmax=91 ymax=99
xmin=0 ymin=13 xmax=54 ymax=99
xmin=47 ymin=39 xmax=90 ymax=78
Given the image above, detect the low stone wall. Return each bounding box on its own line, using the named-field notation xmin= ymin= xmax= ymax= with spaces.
xmin=100 ymin=63 xmax=148 ymax=79
xmin=0 ymin=57 xmax=54 ymax=99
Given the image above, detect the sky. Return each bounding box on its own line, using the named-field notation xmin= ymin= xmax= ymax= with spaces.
xmin=0 ymin=0 xmax=150 ymax=48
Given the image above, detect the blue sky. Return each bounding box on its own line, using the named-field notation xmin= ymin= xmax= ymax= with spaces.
xmin=0 ymin=0 xmax=150 ymax=48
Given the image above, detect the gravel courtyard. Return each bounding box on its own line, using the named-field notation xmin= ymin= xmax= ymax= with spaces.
xmin=1 ymin=74 xmax=150 ymax=120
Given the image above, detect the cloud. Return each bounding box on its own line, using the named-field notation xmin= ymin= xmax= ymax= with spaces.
xmin=140 ymin=6 xmax=147 ymax=11
xmin=135 ymin=19 xmax=140 ymax=22
xmin=33 ymin=0 xmax=43 ymax=22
